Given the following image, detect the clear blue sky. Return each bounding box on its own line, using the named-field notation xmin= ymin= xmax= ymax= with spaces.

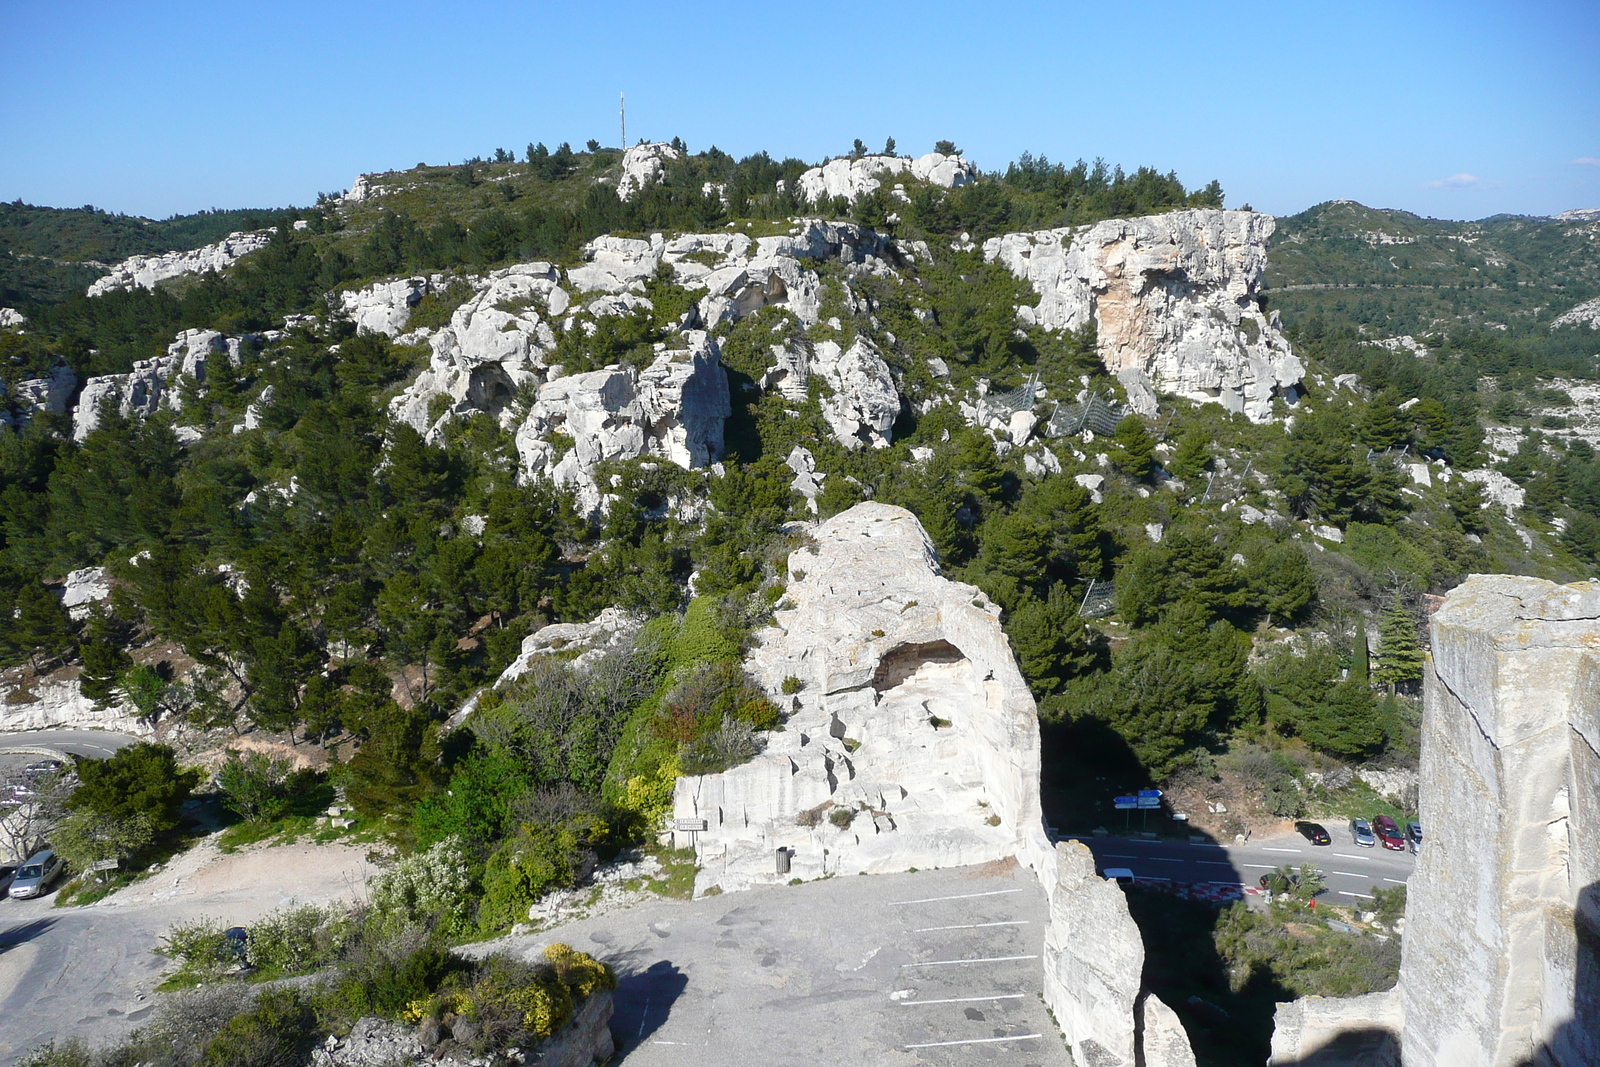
xmin=3 ymin=0 xmax=1596 ymax=222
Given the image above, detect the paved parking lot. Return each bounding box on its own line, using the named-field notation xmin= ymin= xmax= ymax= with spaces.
xmin=491 ymin=860 xmax=1070 ymax=1065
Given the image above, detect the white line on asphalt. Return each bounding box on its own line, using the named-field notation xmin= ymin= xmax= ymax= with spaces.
xmin=905 ymin=1034 xmax=1041 ymax=1049
xmin=888 ymin=889 xmax=1023 ymax=906
xmin=912 ymin=921 xmax=1029 ymax=932
xmin=1333 ymin=853 xmax=1371 ymax=860
xmin=1339 ymin=891 xmax=1375 ymax=899
xmin=1243 ymin=864 xmax=1278 ymax=870
xmin=897 ymin=994 xmax=1026 ymax=1006
xmin=901 ymin=955 xmax=1040 ymax=968
xmin=1103 ymin=854 xmax=1138 ymax=859
xmin=1263 ymin=847 xmax=1303 ymax=853
xmin=1332 ymin=871 xmax=1364 ymax=877
xmin=1149 ymin=858 xmax=1183 ymax=863
xmin=1197 ymin=861 xmax=1234 ymax=866
xmin=1383 ymin=878 xmax=1407 ymax=884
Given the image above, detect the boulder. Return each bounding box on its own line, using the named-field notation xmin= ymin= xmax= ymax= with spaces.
xmin=0 ymin=308 xmax=26 ymax=328
xmin=810 ymin=337 xmax=900 ymax=449
xmin=1268 ymin=991 xmax=1401 ymax=1066
xmin=1397 ymin=575 xmax=1600 ymax=1067
xmin=1075 ymin=473 xmax=1106 ymax=502
xmin=514 ymin=332 xmax=729 ymax=515
xmin=985 ymin=210 xmax=1303 ymax=422
xmin=616 ymin=142 xmax=680 ymax=201
xmin=337 ymin=276 xmax=437 ymax=337
xmin=675 ymin=502 xmax=1055 ymax=894
xmin=785 ymin=445 xmax=823 ymax=512
xmin=3 ymin=361 xmax=77 ymax=428
xmin=88 ymin=231 xmax=271 ymax=296
xmin=60 ymin=566 xmax=112 ymax=620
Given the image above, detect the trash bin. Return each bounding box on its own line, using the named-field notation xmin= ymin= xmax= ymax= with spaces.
xmin=776 ymin=848 xmax=791 ymax=875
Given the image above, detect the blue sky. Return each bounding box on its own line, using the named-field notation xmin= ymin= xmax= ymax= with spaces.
xmin=2 ymin=0 xmax=1596 ymax=221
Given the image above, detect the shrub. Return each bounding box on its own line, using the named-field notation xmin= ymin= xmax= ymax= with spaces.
xmin=159 ymin=917 xmax=233 ymax=975
xmin=828 ymin=807 xmax=856 ymax=829
xmin=780 ymin=675 xmax=803 ymax=695
xmin=17 ymin=1041 xmax=93 ymax=1067
xmin=677 ymin=717 xmax=762 ymax=775
xmin=216 ymin=751 xmax=296 ymax=823
xmin=68 ymin=742 xmax=201 ymax=837
xmin=199 ymin=989 xmax=316 ymax=1067
xmin=478 ymin=801 xmax=611 ymax=932
xmin=245 ymin=903 xmax=356 ymax=974
xmin=329 ymin=935 xmax=468 ymax=1021
xmin=367 ymin=837 xmax=473 ymax=939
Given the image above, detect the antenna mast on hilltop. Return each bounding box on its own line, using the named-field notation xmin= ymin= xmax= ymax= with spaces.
xmin=620 ymin=93 xmax=626 ymax=150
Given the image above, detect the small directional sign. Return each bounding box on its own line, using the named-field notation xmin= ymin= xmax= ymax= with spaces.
xmin=1113 ymin=796 xmax=1138 ymax=810
xmin=1137 ymin=797 xmax=1162 ymax=809
xmin=1137 ymin=789 xmax=1163 ymax=799
xmin=674 ymin=818 xmax=708 ymax=832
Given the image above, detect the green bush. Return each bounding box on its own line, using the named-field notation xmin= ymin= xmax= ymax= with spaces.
xmin=478 ymin=802 xmax=612 ymax=931
xmin=367 ymin=837 xmax=473 ymax=939
xmin=158 ymin=917 xmax=234 ymax=976
xmin=199 ymin=989 xmax=316 ymax=1067
xmin=245 ymin=903 xmax=356 ymax=975
xmin=68 ymin=742 xmax=201 ymax=837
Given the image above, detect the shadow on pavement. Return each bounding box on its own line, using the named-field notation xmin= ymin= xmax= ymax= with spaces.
xmin=0 ymin=918 xmax=57 ymax=956
xmin=1042 ymin=716 xmax=1291 ymax=1066
xmin=610 ymin=959 xmax=687 ymax=1061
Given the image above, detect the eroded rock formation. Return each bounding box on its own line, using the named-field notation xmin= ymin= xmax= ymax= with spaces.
xmin=616 ymin=142 xmax=680 ymax=201
xmin=672 ymin=502 xmax=1053 ymax=893
xmin=796 ymin=152 xmax=976 ymax=204
xmin=984 ymin=209 xmax=1303 ymax=422
xmin=1398 ymin=574 xmax=1599 ymax=1067
xmin=87 ymin=231 xmax=271 ymax=296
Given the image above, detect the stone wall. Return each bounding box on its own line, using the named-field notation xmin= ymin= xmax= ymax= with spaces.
xmin=1397 ymin=574 xmax=1599 ymax=1067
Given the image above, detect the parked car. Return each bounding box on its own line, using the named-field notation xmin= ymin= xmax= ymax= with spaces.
xmin=1406 ymin=820 xmax=1423 ymax=854
xmin=1295 ymin=821 xmax=1332 ymax=846
xmin=1349 ymin=818 xmax=1377 ymax=847
xmin=1102 ymin=867 xmax=1135 ymax=888
xmin=1373 ymin=815 xmax=1406 ymax=851
xmin=9 ymin=850 xmax=64 ymax=899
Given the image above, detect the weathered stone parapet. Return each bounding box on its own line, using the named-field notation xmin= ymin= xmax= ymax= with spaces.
xmin=1399 ymin=574 xmax=1599 ymax=1067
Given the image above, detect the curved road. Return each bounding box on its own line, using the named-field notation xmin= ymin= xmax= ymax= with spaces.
xmin=0 ymin=730 xmax=142 ymax=761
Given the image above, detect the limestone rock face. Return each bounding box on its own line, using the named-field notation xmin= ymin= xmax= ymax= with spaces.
xmin=389 ymin=263 xmax=562 ymax=434
xmin=984 ymin=210 xmax=1303 ymax=422
xmin=514 ymin=332 xmax=729 ymax=515
xmin=1399 ymin=575 xmax=1600 ymax=1067
xmin=1268 ymin=991 xmax=1401 ymax=1066
xmin=1551 ymin=295 xmax=1600 ymax=330
xmin=616 ymin=142 xmax=680 ymax=201
xmin=87 ymin=231 xmax=271 ymax=296
xmin=162 ymin=328 xmax=231 ymax=409
xmin=796 ymin=153 xmax=976 ymax=204
xmin=0 ymin=308 xmax=26 ymax=328
xmin=337 ymin=276 xmax=437 ymax=337
xmin=673 ymin=502 xmax=1054 ymax=894
xmin=495 ymin=608 xmax=641 ymax=689
xmin=2 ymin=361 xmax=77 ymax=429
xmin=72 ymin=358 xmax=171 ymax=440
xmin=0 ymin=676 xmax=148 ymax=736
xmin=60 ymin=566 xmax=112 ymax=621
xmin=809 ymin=338 xmax=900 ymax=449
xmin=1043 ymin=840 xmax=1197 ymax=1067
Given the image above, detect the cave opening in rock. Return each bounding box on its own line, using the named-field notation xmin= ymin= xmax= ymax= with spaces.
xmin=871 ymin=639 xmax=968 ymax=693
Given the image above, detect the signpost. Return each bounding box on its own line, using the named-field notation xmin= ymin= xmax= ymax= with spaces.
xmin=1137 ymin=790 xmax=1162 ymax=831
xmin=1113 ymin=795 xmax=1136 ymax=831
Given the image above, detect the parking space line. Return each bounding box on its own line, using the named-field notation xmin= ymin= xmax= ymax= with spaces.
xmin=1243 ymin=864 xmax=1277 ymax=870
xmin=1197 ymin=860 xmax=1233 ymax=866
xmin=1332 ymin=871 xmax=1364 ymax=877
xmin=1333 ymin=853 xmax=1370 ymax=860
xmin=905 ymin=1034 xmax=1041 ymax=1049
xmin=912 ymin=921 xmax=1029 ymax=932
xmin=901 ymin=955 xmax=1039 ymax=968
xmin=1383 ymin=878 xmax=1407 ymax=884
xmin=1103 ymin=854 xmax=1138 ymax=859
xmin=888 ymin=889 xmax=1022 ymax=906
xmin=1264 ymin=847 xmax=1303 ymax=853
xmin=1148 ymin=858 xmax=1183 ymax=863
xmin=897 ymin=994 xmax=1025 ymax=1006
xmin=1339 ymin=891 xmax=1375 ymax=899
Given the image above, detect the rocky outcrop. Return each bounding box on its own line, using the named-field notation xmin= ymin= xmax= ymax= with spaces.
xmin=87 ymin=231 xmax=271 ymax=296
xmin=310 ymin=992 xmax=613 ymax=1067
xmin=1396 ymin=574 xmax=1599 ymax=1067
xmin=796 ymin=153 xmax=976 ymax=204
xmin=60 ymin=566 xmax=112 ymax=621
xmin=495 ymin=608 xmax=641 ymax=687
xmin=389 ymin=263 xmax=563 ymax=434
xmin=810 ymin=338 xmax=899 ymax=448
xmin=1460 ymin=468 xmax=1525 ymax=519
xmin=72 ymin=358 xmax=170 ymax=440
xmin=673 ymin=502 xmax=1053 ymax=894
xmin=1268 ymin=991 xmax=1401 ymax=1066
xmin=337 ymin=276 xmax=439 ymax=337
xmin=616 ymin=142 xmax=679 ymax=201
xmin=1551 ymin=295 xmax=1600 ymax=330
xmin=2 ymin=361 xmax=77 ymax=429
xmin=984 ymin=210 xmax=1303 ymax=422
xmin=0 ymin=677 xmax=148 ymax=735
xmin=1044 ymin=840 xmax=1197 ymax=1067
xmin=513 ymin=332 xmax=729 ymax=515
xmin=0 ymin=308 xmax=26 ymax=328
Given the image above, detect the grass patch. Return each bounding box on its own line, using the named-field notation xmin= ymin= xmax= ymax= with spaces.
xmin=644 ymin=847 xmax=697 ymax=900
xmin=1304 ymin=777 xmax=1415 ymax=825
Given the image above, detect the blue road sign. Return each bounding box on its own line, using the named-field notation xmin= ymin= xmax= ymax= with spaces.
xmin=1137 ymin=789 xmax=1163 ymax=798
xmin=1113 ymin=799 xmax=1137 ymax=810
xmin=1137 ymin=797 xmax=1162 ymax=809
xmin=1113 ymin=796 xmax=1138 ymax=805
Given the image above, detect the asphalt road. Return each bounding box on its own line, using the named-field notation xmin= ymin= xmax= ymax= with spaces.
xmin=0 ymin=730 xmax=141 ymax=761
xmin=1074 ymin=829 xmax=1417 ymax=902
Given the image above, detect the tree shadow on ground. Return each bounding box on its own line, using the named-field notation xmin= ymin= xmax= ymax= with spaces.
xmin=1041 ymin=716 xmax=1293 ymax=1067
xmin=0 ymin=917 xmax=57 ymax=957
xmin=610 ymin=959 xmax=687 ymax=1061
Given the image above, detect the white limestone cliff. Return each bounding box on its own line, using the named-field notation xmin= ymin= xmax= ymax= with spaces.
xmin=984 ymin=209 xmax=1303 ymax=422
xmin=1396 ymin=574 xmax=1599 ymax=1067
xmin=513 ymin=331 xmax=729 ymax=515
xmin=1551 ymin=294 xmax=1600 ymax=330
xmin=810 ymin=337 xmax=900 ymax=449
xmin=337 ymin=276 xmax=440 ymax=337
xmin=69 ymin=327 xmax=241 ymax=439
xmin=616 ymin=143 xmax=680 ymax=201
xmin=672 ymin=502 xmax=1054 ymax=894
xmin=796 ymin=152 xmax=976 ymax=204
xmin=1268 ymin=991 xmax=1401 ymax=1066
xmin=2 ymin=361 xmax=77 ymax=429
xmin=1044 ymin=840 xmax=1198 ymax=1067
xmin=87 ymin=231 xmax=272 ymax=296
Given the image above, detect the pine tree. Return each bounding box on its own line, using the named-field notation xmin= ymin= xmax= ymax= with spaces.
xmin=1374 ymin=599 xmax=1426 ymax=690
xmin=1358 ymin=393 xmax=1410 ymax=451
xmin=1351 ymin=618 xmax=1370 ymax=686
xmin=1169 ymin=428 xmax=1211 ymax=480
xmin=79 ymin=609 xmax=132 ymax=706
xmin=1111 ymin=415 xmax=1156 ymax=480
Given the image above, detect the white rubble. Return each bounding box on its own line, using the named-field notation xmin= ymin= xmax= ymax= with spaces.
xmin=1551 ymin=294 xmax=1600 ymax=330
xmin=0 ymin=308 xmax=25 ymax=328
xmin=389 ymin=263 xmax=563 ymax=434
xmin=514 ymin=331 xmax=730 ymax=515
xmin=1460 ymin=468 xmax=1524 ymax=518
xmin=985 ymin=210 xmax=1303 ymax=422
xmin=796 ymin=153 xmax=976 ymax=204
xmin=87 ymin=231 xmax=272 ymax=296
xmin=616 ymin=142 xmax=680 ymax=201
xmin=673 ymin=502 xmax=1055 ymax=895
xmin=60 ymin=566 xmax=112 ymax=621
xmin=1045 ymin=840 xmax=1197 ymax=1067
xmin=494 ymin=608 xmax=642 ymax=688
xmin=1393 ymin=575 xmax=1600 ymax=1067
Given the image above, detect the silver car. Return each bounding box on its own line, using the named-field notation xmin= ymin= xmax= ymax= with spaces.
xmin=9 ymin=850 xmax=64 ymax=899
xmin=1349 ymin=818 xmax=1377 ymax=847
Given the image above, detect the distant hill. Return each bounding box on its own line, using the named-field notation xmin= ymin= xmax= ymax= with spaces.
xmin=1264 ymin=200 xmax=1600 ymax=342
xmin=0 ymin=201 xmax=282 ymax=305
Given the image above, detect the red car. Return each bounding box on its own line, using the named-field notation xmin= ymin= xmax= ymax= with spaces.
xmin=1373 ymin=815 xmax=1406 ymax=851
